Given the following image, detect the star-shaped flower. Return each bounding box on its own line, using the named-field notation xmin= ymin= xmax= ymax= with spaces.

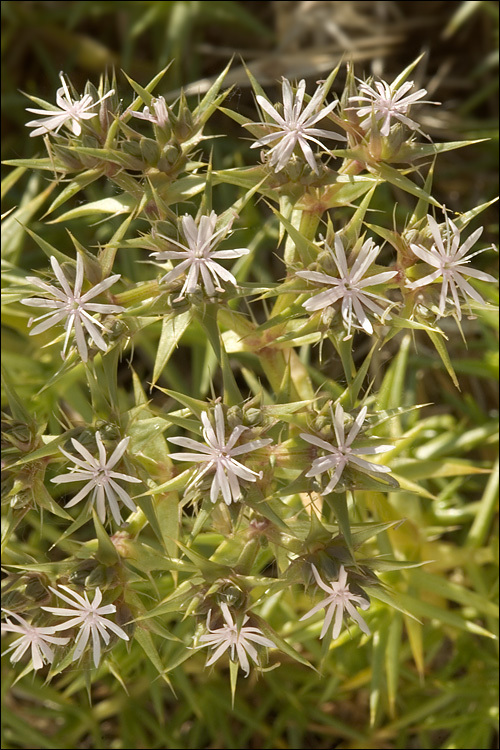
xmin=1 ymin=610 xmax=69 ymax=671
xmin=249 ymin=77 xmax=345 ymax=173
xmin=21 ymin=254 xmax=124 ymax=362
xmin=301 ymin=403 xmax=392 ymax=494
xmin=51 ymin=432 xmax=140 ymax=524
xmin=129 ymin=96 xmax=169 ymax=127
xmin=296 ymin=236 xmax=397 ymax=335
xmin=151 ymin=211 xmax=249 ymax=300
xmin=41 ymin=586 xmax=129 ymax=668
xmin=408 ymin=214 xmax=496 ymax=320
xmin=348 ymin=78 xmax=430 ymax=136
xmin=300 ymin=565 xmax=370 ymax=640
xmin=167 ymin=403 xmax=272 ymax=505
xmin=197 ymin=603 xmax=275 ymax=676
xmin=25 ymin=72 xmax=114 ymax=138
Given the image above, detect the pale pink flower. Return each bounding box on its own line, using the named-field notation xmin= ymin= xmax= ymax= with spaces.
xmin=197 ymin=603 xmax=275 ymax=676
xmin=349 ymin=78 xmax=430 ymax=136
xmin=297 ymin=236 xmax=397 ymax=335
xmin=409 ymin=214 xmax=496 ymax=320
xmin=51 ymin=432 xmax=140 ymax=524
xmin=26 ymin=72 xmax=114 ymax=138
xmin=152 ymin=212 xmax=249 ymax=300
xmin=300 ymin=565 xmax=370 ymax=640
xmin=129 ymin=96 xmax=169 ymax=127
xmin=1 ymin=610 xmax=69 ymax=670
xmin=21 ymin=254 xmax=124 ymax=362
xmin=42 ymin=586 xmax=129 ymax=668
xmin=301 ymin=403 xmax=391 ymax=494
xmin=168 ymin=403 xmax=272 ymax=505
xmin=249 ymin=77 xmax=345 ymax=173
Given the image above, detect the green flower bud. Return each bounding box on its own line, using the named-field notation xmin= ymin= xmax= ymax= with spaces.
xmin=244 ymin=408 xmax=263 ymax=426
xmin=226 ymin=405 xmax=242 ymax=429
xmin=106 ymin=318 xmax=129 ymax=341
xmin=85 ymin=564 xmax=116 ymax=588
xmin=175 ymin=95 xmax=193 ymax=140
xmin=161 ymin=142 xmax=182 ymax=165
xmin=71 ymin=429 xmax=96 ymax=447
xmin=216 ymin=583 xmax=246 ymax=610
xmin=69 ymin=560 xmax=99 ymax=587
xmin=25 ymin=577 xmax=50 ymax=603
xmin=95 ymin=422 xmax=121 ymax=441
xmin=122 ymin=141 xmax=142 ymax=158
xmin=140 ymin=137 xmax=161 ymax=165
xmin=185 ymin=594 xmax=201 ymax=617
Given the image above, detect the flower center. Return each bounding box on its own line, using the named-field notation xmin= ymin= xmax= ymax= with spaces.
xmin=94 ymin=468 xmax=110 ymax=485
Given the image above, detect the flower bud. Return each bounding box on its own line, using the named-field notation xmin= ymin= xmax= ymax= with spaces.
xmin=122 ymin=140 xmax=142 ymax=158
xmin=174 ymin=94 xmax=193 ymax=140
xmin=216 ymin=583 xmax=246 ymax=610
xmin=95 ymin=422 xmax=121 ymax=441
xmin=70 ymin=429 xmax=96 ymax=447
xmin=140 ymin=137 xmax=161 ymax=165
xmin=161 ymin=142 xmax=182 ymax=165
xmin=226 ymin=405 xmax=242 ymax=429
xmin=25 ymin=577 xmax=50 ymax=603
xmin=69 ymin=560 xmax=99 ymax=587
xmin=245 ymin=408 xmax=263 ymax=426
xmin=106 ymin=318 xmax=129 ymax=341
xmin=85 ymin=564 xmax=116 ymax=588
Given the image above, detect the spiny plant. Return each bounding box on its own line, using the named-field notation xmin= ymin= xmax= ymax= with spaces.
xmin=1 ymin=55 xmax=498 ymax=729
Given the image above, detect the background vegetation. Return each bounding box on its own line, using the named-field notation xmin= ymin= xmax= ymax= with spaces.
xmin=1 ymin=2 xmax=498 ymax=748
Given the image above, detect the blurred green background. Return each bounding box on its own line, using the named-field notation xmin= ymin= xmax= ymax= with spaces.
xmin=1 ymin=2 xmax=499 ymax=749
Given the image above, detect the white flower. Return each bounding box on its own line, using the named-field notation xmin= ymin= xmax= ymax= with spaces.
xmin=25 ymin=72 xmax=114 ymax=138
xmin=21 ymin=254 xmax=124 ymax=362
xmin=348 ymin=78 xmax=430 ymax=136
xmin=151 ymin=211 xmax=250 ymax=300
xmin=41 ymin=586 xmax=129 ymax=668
xmin=168 ymin=403 xmax=272 ymax=505
xmin=51 ymin=432 xmax=140 ymax=524
xmin=249 ymin=77 xmax=345 ymax=173
xmin=300 ymin=564 xmax=370 ymax=640
xmin=197 ymin=603 xmax=275 ymax=676
xmin=301 ymin=402 xmax=391 ymax=494
xmin=297 ymin=236 xmax=397 ymax=335
xmin=129 ymin=96 xmax=169 ymax=127
xmin=1 ymin=610 xmax=69 ymax=671
xmin=408 ymin=214 xmax=496 ymax=320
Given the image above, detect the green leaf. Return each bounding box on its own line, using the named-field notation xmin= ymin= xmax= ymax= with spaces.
xmin=229 ymin=658 xmax=239 ymax=709
xmin=48 ymin=194 xmax=136 ymax=223
xmin=324 ymin=492 xmax=352 ymax=550
xmin=426 ymin=327 xmax=460 ymax=389
xmin=368 ymin=162 xmax=442 ymax=207
xmin=134 ymin=628 xmax=171 ymax=683
xmin=122 ymin=63 xmax=173 ymax=110
xmin=153 ymin=311 xmax=192 ymax=386
xmin=42 ymin=168 xmax=104 ymax=217
xmin=92 ymin=509 xmax=119 ymax=566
